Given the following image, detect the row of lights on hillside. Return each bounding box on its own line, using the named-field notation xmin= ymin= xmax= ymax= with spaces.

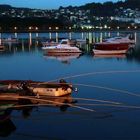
xmin=117 ymin=26 xmax=137 ymax=29
xmin=0 ymin=26 xmax=138 ymax=31
xmin=12 ymin=26 xmax=61 ymax=30
xmin=81 ymin=26 xmax=111 ymax=30
xmin=28 ymin=27 xmax=38 ymax=30
xmin=28 ymin=26 xmax=60 ymax=30
xmin=13 ymin=26 xmax=72 ymax=30
xmin=12 ymin=26 xmax=139 ymax=30
xmin=81 ymin=25 xmax=138 ymax=30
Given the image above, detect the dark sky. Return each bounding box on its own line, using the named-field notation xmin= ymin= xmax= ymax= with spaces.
xmin=0 ymin=0 xmax=118 ymax=9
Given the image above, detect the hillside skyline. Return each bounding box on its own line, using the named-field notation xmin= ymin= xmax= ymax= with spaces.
xmin=0 ymin=0 xmax=118 ymax=9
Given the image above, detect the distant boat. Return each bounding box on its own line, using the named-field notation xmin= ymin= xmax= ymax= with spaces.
xmin=93 ymin=35 xmax=135 ymax=55
xmin=42 ymin=39 xmax=82 ymax=53
xmin=0 ymin=45 xmax=5 ymax=52
xmin=2 ymin=37 xmax=18 ymax=43
xmin=0 ymin=79 xmax=74 ymax=97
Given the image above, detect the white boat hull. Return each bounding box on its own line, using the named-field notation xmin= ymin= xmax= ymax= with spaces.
xmin=43 ymin=48 xmax=82 ymax=53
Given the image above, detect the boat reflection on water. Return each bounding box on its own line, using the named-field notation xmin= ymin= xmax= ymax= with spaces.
xmin=0 ymin=95 xmax=76 ymax=112
xmin=0 ymin=104 xmax=16 ymax=137
xmin=43 ymin=52 xmax=82 ymax=63
xmin=94 ymin=46 xmax=140 ymax=62
xmin=93 ymin=53 xmax=126 ymax=60
xmin=0 ymin=95 xmax=77 ymax=137
xmin=125 ymin=47 xmax=140 ymax=59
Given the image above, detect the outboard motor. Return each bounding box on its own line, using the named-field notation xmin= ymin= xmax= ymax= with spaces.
xmin=21 ymin=81 xmax=28 ymax=91
xmin=59 ymin=79 xmax=67 ymax=83
xmin=20 ymin=81 xmax=35 ymax=96
xmin=59 ymin=79 xmax=78 ymax=93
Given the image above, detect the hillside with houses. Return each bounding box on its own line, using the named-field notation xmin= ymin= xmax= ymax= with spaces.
xmin=0 ymin=0 xmax=140 ymax=31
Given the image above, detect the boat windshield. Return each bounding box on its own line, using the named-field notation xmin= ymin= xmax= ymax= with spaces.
xmin=61 ymin=41 xmax=68 ymax=45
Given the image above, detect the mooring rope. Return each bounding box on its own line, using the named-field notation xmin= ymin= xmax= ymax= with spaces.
xmin=38 ymin=96 xmax=122 ymax=105
xmin=1 ymin=101 xmax=140 ymax=112
xmin=76 ymin=103 xmax=140 ymax=109
xmin=47 ymin=70 xmax=140 ymax=82
xmin=0 ymin=95 xmax=95 ymax=112
xmin=73 ymin=83 xmax=140 ymax=98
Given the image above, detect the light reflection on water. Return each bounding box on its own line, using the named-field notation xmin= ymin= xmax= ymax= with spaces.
xmin=0 ymin=31 xmax=140 ymax=140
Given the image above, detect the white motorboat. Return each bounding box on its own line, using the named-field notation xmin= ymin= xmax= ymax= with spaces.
xmin=42 ymin=39 xmax=82 ymax=53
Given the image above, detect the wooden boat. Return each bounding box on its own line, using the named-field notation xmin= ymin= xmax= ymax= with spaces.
xmin=42 ymin=39 xmax=82 ymax=53
xmin=93 ymin=35 xmax=135 ymax=55
xmin=0 ymin=79 xmax=74 ymax=97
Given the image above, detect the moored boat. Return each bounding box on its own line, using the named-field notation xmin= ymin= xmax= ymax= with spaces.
xmin=93 ymin=35 xmax=135 ymax=55
xmin=42 ymin=39 xmax=82 ymax=53
xmin=2 ymin=37 xmax=18 ymax=43
xmin=0 ymin=45 xmax=5 ymax=52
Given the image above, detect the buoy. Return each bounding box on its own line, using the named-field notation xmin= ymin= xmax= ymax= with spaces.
xmin=75 ymin=87 xmax=78 ymax=92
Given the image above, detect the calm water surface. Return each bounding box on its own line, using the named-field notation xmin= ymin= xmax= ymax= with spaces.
xmin=0 ymin=31 xmax=140 ymax=140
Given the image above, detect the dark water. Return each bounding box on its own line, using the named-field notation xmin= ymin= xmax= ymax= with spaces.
xmin=0 ymin=31 xmax=140 ymax=140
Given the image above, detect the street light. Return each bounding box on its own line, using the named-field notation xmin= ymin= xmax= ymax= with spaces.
xmin=14 ymin=27 xmax=17 ymax=30
xmin=100 ymin=26 xmax=103 ymax=30
xmin=35 ymin=27 xmax=38 ymax=30
xmin=29 ymin=26 xmax=32 ymax=30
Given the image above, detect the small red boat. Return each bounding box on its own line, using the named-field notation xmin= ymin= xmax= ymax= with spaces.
xmin=93 ymin=35 xmax=135 ymax=55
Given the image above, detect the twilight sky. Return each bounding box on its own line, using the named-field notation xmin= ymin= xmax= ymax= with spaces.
xmin=0 ymin=0 xmax=118 ymax=9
